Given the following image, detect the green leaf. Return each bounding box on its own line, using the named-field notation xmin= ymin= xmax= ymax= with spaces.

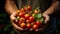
xmin=40 ymin=18 xmax=44 ymax=22
xmin=35 ymin=13 xmax=42 ymax=20
xmin=34 ymin=14 xmax=38 ymax=19
xmin=37 ymin=13 xmax=42 ymax=19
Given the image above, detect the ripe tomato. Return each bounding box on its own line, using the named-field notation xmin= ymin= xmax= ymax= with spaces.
xmin=26 ymin=20 xmax=31 ymax=23
xmin=17 ymin=20 xmax=22 ymax=26
xmin=31 ymin=22 xmax=35 ymax=26
xmin=27 ymin=23 xmax=31 ymax=29
xmin=34 ymin=10 xmax=39 ymax=14
xmin=27 ymin=6 xmax=31 ymax=11
xmin=24 ymin=7 xmax=27 ymax=12
xmin=18 ymin=20 xmax=21 ymax=24
xmin=29 ymin=16 xmax=35 ymax=22
xmin=20 ymin=23 xmax=26 ymax=28
xmin=33 ymin=24 xmax=38 ymax=29
xmin=36 ymin=21 xmax=42 ymax=26
xmin=20 ymin=9 xmax=24 ymax=13
xmin=21 ymin=8 xmax=24 ymax=12
xmin=19 ymin=12 xmax=25 ymax=17
xmin=25 ymin=14 xmax=30 ymax=19
xmin=19 ymin=17 xmax=25 ymax=23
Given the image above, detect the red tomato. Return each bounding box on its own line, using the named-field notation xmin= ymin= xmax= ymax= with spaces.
xmin=29 ymin=16 xmax=35 ymax=22
xmin=20 ymin=9 xmax=24 ymax=13
xmin=18 ymin=20 xmax=21 ymax=24
xmin=33 ymin=24 xmax=38 ymax=29
xmin=24 ymin=7 xmax=27 ymax=12
xmin=34 ymin=10 xmax=39 ymax=14
xmin=17 ymin=20 xmax=22 ymax=26
xmin=36 ymin=21 xmax=42 ymax=26
xmin=21 ymin=8 xmax=24 ymax=12
xmin=25 ymin=14 xmax=30 ymax=19
xmin=31 ymin=22 xmax=35 ymax=26
xmin=26 ymin=20 xmax=31 ymax=23
xmin=27 ymin=6 xmax=31 ymax=11
xmin=19 ymin=12 xmax=25 ymax=17
xmin=27 ymin=23 xmax=31 ymax=29
xmin=20 ymin=23 xmax=26 ymax=28
xmin=20 ymin=17 xmax=25 ymax=22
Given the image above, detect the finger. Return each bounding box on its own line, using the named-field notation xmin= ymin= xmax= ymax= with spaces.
xmin=43 ymin=14 xmax=49 ymax=23
xmin=10 ymin=12 xmax=18 ymax=21
xmin=38 ymin=24 xmax=47 ymax=31
xmin=11 ymin=20 xmax=23 ymax=31
xmin=10 ymin=15 xmax=16 ymax=21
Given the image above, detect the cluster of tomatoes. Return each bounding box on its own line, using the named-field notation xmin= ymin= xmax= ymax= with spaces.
xmin=15 ymin=6 xmax=44 ymax=31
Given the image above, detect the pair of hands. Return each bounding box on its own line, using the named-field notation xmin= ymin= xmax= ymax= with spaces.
xmin=10 ymin=11 xmax=50 ymax=31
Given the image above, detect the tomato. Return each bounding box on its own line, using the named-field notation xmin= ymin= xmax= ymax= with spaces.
xmin=19 ymin=12 xmax=25 ymax=17
xmin=36 ymin=21 xmax=42 ymax=26
xmin=24 ymin=7 xmax=27 ymax=12
xmin=29 ymin=16 xmax=35 ymax=22
xmin=20 ymin=23 xmax=26 ymax=28
xmin=21 ymin=8 xmax=24 ymax=12
xmin=33 ymin=24 xmax=38 ymax=29
xmin=25 ymin=14 xmax=30 ymax=19
xmin=34 ymin=10 xmax=39 ymax=14
xmin=27 ymin=23 xmax=31 ymax=29
xmin=32 ymin=14 xmax=35 ymax=17
xmin=27 ymin=6 xmax=31 ymax=11
xmin=31 ymin=22 xmax=35 ymax=26
xmin=18 ymin=20 xmax=21 ymax=24
xmin=17 ymin=20 xmax=22 ymax=26
xmin=19 ymin=17 xmax=25 ymax=23
xmin=26 ymin=20 xmax=31 ymax=23
xmin=20 ymin=10 xmax=24 ymax=13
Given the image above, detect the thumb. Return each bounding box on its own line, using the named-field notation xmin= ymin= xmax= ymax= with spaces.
xmin=43 ymin=14 xmax=49 ymax=23
xmin=10 ymin=15 xmax=16 ymax=21
xmin=44 ymin=15 xmax=49 ymax=23
xmin=10 ymin=12 xmax=18 ymax=21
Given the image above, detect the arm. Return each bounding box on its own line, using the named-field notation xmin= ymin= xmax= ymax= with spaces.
xmin=5 ymin=0 xmax=18 ymax=15
xmin=42 ymin=0 xmax=59 ymax=23
xmin=5 ymin=0 xmax=23 ymax=31
xmin=43 ymin=0 xmax=59 ymax=15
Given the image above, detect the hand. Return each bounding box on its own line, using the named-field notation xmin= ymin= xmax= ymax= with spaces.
xmin=42 ymin=12 xmax=50 ymax=24
xmin=33 ymin=12 xmax=50 ymax=31
xmin=30 ymin=13 xmax=49 ymax=31
xmin=10 ymin=11 xmax=24 ymax=31
xmin=29 ymin=25 xmax=47 ymax=31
